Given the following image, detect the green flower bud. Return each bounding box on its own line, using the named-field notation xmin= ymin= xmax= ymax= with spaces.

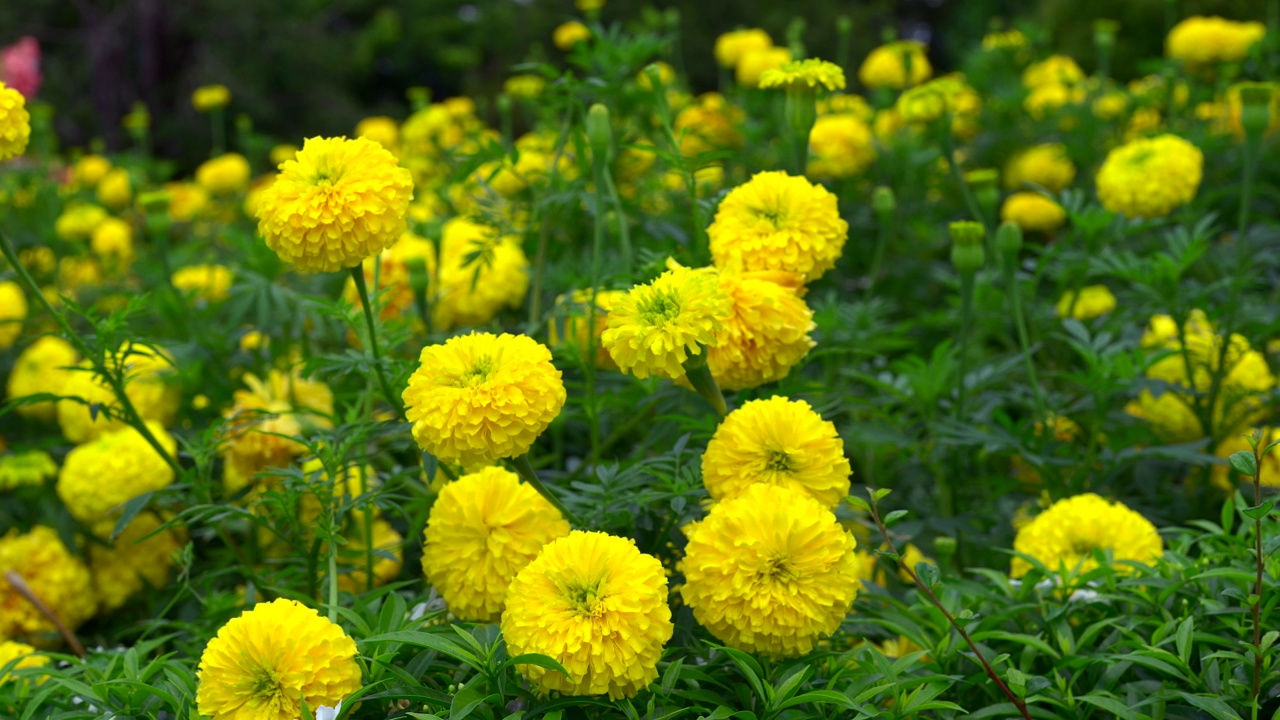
xmin=873 ymin=186 xmax=896 ymax=216
xmin=996 ymin=221 xmax=1023 ymax=256
xmin=966 ymin=168 xmax=1000 ymax=216
xmin=836 ymin=16 xmax=852 ymax=35
xmin=1238 ymin=83 xmax=1273 ymax=139
xmin=642 ymin=64 xmax=666 ymax=92
xmin=586 ymin=103 xmax=613 ymax=162
xmin=934 ymin=535 xmax=957 ymax=564
xmin=1093 ymin=19 xmax=1119 ymax=51
xmin=949 ymin=221 xmax=985 ymax=272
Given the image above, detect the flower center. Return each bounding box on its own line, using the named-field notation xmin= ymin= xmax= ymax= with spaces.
xmin=249 ymin=666 xmax=287 ymax=708
xmin=564 ymin=578 xmax=606 ymax=617
xmin=457 ymin=355 xmax=496 ymax=387
xmin=763 ymin=450 xmax=794 ymax=474
xmin=636 ymin=288 xmax=682 ymax=325
xmin=754 ymin=203 xmax=788 ymax=229
xmin=759 ymin=553 xmax=797 ymax=584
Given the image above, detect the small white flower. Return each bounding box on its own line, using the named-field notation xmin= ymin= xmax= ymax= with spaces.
xmin=314 ymin=700 xmax=342 ymax=720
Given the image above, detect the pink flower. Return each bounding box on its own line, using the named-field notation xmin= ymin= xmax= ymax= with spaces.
xmin=1 ymin=37 xmax=42 ymax=99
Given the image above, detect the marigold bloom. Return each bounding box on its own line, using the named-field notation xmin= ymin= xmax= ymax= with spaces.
xmin=1012 ymin=493 xmax=1162 ymax=578
xmin=166 ymin=181 xmax=209 ymax=222
xmin=807 ymin=114 xmax=876 ymax=179
xmin=858 ymin=41 xmax=931 ymax=90
xmin=554 ymin=21 xmax=591 ymax=50
xmin=90 ymin=217 xmax=135 ymax=268
xmin=0 ymin=80 xmax=30 ymax=161
xmin=6 ymin=336 xmax=78 ymax=422
xmin=0 ymin=640 xmax=47 ymax=683
xmin=1004 ymin=143 xmax=1075 ymax=192
xmin=982 ymin=29 xmax=1027 ymax=51
xmin=54 ymin=204 xmax=108 ymax=241
xmin=196 ymin=598 xmax=362 ymax=720
xmin=57 ymin=343 xmax=179 ymax=444
xmin=1167 ymin=16 xmax=1266 ymax=67
xmin=736 ymin=47 xmax=792 ymax=88
xmin=89 ymin=511 xmax=185 ymax=612
xmin=1055 ymin=285 xmax=1116 ymax=321
xmin=172 ymin=264 xmax=234 ymax=303
xmin=196 ymin=153 xmax=251 ymax=195
xmin=338 ymin=518 xmax=403 ymax=593
xmin=1096 ymin=134 xmax=1202 ymax=219
xmin=601 ymin=264 xmax=731 ymax=380
xmin=96 ymin=167 xmax=132 ymax=209
xmin=1001 ymin=192 xmax=1066 ymax=233
xmin=707 ymin=171 xmax=848 ymax=282
xmin=191 ymin=84 xmax=230 ymax=112
xmin=433 ymin=218 xmax=529 ymax=330
xmin=674 ymin=92 xmax=744 ymax=157
xmin=503 ymin=531 xmax=673 ymax=698
xmin=0 ymin=526 xmax=96 ymax=639
xmin=714 ymin=29 xmax=772 ymax=69
xmin=1021 ymin=55 xmax=1084 ymax=88
xmin=759 ymin=59 xmax=846 ymax=92
xmin=548 ymin=289 xmax=627 ymax=370
xmin=1213 ymin=428 xmax=1280 ymax=490
xmin=73 ymin=155 xmax=112 ymax=186
xmin=702 ymin=396 xmax=850 ymax=507
xmin=0 ymin=450 xmax=57 ymax=490
xmin=255 ymin=136 xmax=414 ymax=273
xmin=504 ymin=74 xmax=546 ymax=100
xmin=341 ymin=231 xmax=437 ymax=323
xmin=403 ymin=332 xmax=565 ymax=466
xmin=221 ymin=368 xmax=334 ymax=494
xmin=680 ymin=484 xmax=859 ymax=657
xmin=0 ymin=280 xmax=26 ymax=350
xmin=355 ymin=116 xmax=398 ymax=150
xmin=57 ymin=422 xmax=176 ymax=522
xmin=423 ymin=466 xmax=569 ymax=621
xmin=895 ymin=74 xmax=980 ymax=129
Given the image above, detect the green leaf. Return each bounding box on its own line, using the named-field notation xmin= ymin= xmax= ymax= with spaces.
xmin=1077 ymin=694 xmax=1139 ymax=720
xmin=1178 ymin=693 xmax=1244 ymax=720
xmin=1243 ymin=501 xmax=1274 ymax=520
xmin=660 ymin=657 xmax=683 ymax=695
xmin=712 ymin=645 xmax=767 ymax=704
xmin=502 ymin=653 xmax=570 ymax=677
xmin=916 ymin=561 xmax=941 ymax=588
xmin=883 ymin=509 xmax=909 ymax=526
xmin=845 ymin=496 xmax=871 ymax=513
xmin=1175 ymin=617 xmax=1194 ymax=664
xmin=362 ymin=630 xmax=481 ymax=670
xmin=871 ymin=488 xmax=892 ymax=502
xmin=775 ymin=690 xmax=856 ymax=712
xmin=1229 ymin=450 xmax=1258 ymax=478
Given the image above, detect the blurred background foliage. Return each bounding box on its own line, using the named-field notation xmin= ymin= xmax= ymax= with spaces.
xmin=1 ymin=0 xmax=1266 ymax=171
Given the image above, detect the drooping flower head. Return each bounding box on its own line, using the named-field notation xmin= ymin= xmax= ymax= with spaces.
xmin=1095 ymin=134 xmax=1202 ymax=219
xmin=502 ymin=531 xmax=673 ymax=699
xmin=255 ymin=136 xmax=414 ymax=273
xmin=57 ymin=422 xmax=177 ymax=522
xmin=423 ymin=466 xmax=570 ymax=621
xmin=0 ymin=80 xmax=30 ymax=161
xmin=196 ymin=598 xmax=362 ymax=720
xmin=701 ymin=396 xmax=850 ymax=508
xmin=600 ymin=263 xmax=731 ymax=380
xmin=707 ymin=171 xmax=848 ymax=282
xmin=858 ymin=41 xmax=931 ymax=90
xmin=759 ymin=59 xmax=846 ymax=92
xmin=403 ymin=333 xmax=566 ymax=466
xmin=679 ymin=484 xmax=860 ymax=657
xmin=1011 ymin=493 xmax=1162 ymax=578
xmin=0 ymin=526 xmax=96 ymax=639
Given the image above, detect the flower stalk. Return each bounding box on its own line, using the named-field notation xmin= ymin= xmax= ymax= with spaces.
xmin=511 ymin=453 xmax=573 ymax=523
xmin=349 ymin=265 xmax=405 ymax=419
xmin=682 ymin=350 xmax=728 ymax=419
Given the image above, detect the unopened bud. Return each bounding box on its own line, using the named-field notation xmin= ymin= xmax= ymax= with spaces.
xmin=837 ymin=16 xmax=852 ymax=36
xmin=642 ymin=64 xmax=666 ymax=92
xmin=949 ymin=221 xmax=985 ymax=272
xmin=1238 ymin=83 xmax=1273 ymax=139
xmin=872 ymin=186 xmax=896 ymax=216
xmin=966 ymin=168 xmax=1000 ymax=215
xmin=1093 ymin=19 xmax=1119 ymax=51
xmin=406 ymin=86 xmax=432 ymax=111
xmin=996 ymin=221 xmax=1023 ymax=255
xmin=586 ymin=103 xmax=613 ymax=161
xmin=934 ymin=535 xmax=957 ymax=564
xmin=235 ymin=113 xmax=252 ymax=134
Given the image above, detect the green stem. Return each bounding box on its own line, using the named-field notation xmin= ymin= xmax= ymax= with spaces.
xmin=1004 ymin=263 xmax=1048 ymax=421
xmin=682 ymin=352 xmax=728 ymax=418
xmin=529 ymin=110 xmax=575 ymax=325
xmin=327 ymin=541 xmax=340 ymax=623
xmin=585 ymin=158 xmax=609 ymax=464
xmin=510 ymin=453 xmax=573 ymax=523
xmin=349 ymin=266 xmax=405 ymax=419
xmin=867 ymin=209 xmax=894 ymax=295
xmin=602 ymin=170 xmax=633 ymax=277
xmin=955 ymin=270 xmax=976 ymax=424
xmin=941 ymin=123 xmax=989 ymax=236
xmin=211 ymin=107 xmax=225 ymax=157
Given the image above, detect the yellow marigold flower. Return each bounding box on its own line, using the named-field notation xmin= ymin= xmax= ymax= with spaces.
xmin=982 ymin=29 xmax=1027 ymax=51
xmin=57 ymin=343 xmax=179 ymax=444
xmin=54 ymin=204 xmax=108 ymax=241
xmin=1004 ymin=143 xmax=1075 ymax=192
xmin=90 ymin=217 xmax=135 ymax=268
xmin=1001 ymin=192 xmax=1066 ymax=233
xmin=196 ymin=598 xmax=362 ymax=720
xmin=165 ymin=181 xmax=209 ymax=222
xmin=1021 ymin=55 xmax=1084 ymax=88
xmin=707 ymin=170 xmax=848 ymax=282
xmin=715 ymin=28 xmax=772 ymax=69
xmin=57 ymin=422 xmax=176 ymax=522
xmin=736 ymin=46 xmax=792 ymax=88
xmin=7 ymin=336 xmax=77 ymax=422
xmin=172 ymin=264 xmax=234 ymax=303
xmin=549 ymin=289 xmax=627 ymax=371
xmin=601 ymin=263 xmax=730 ymax=380
xmin=0 ymin=450 xmax=57 ymax=490
xmin=1167 ymin=16 xmax=1266 ymax=67
xmin=255 ymin=136 xmax=414 ymax=274
xmin=0 ymin=640 xmax=47 ymax=684
xmin=858 ymin=41 xmax=931 ymax=90
xmin=807 ymin=113 xmax=876 ymax=179
xmin=1212 ymin=428 xmax=1280 ymax=490
xmin=341 ymin=231 xmax=437 ymax=322
xmin=433 ymin=218 xmax=529 ymax=330
xmin=1093 ymin=91 xmax=1129 ymax=120
xmin=269 ymin=144 xmax=298 ymax=167
xmin=680 ymin=484 xmax=859 ymax=657
xmin=0 ymin=526 xmax=96 ymax=639
xmin=894 ymin=74 xmax=980 ymax=127
xmin=222 ymin=368 xmax=334 ymax=494
xmin=759 ymin=59 xmax=846 ymax=92
xmin=0 ymin=280 xmax=26 ymax=350
xmin=355 ymin=115 xmax=399 ymax=150
xmin=818 ymin=93 xmax=875 ymax=120
xmin=674 ymin=92 xmax=744 ymax=157
xmin=702 ymin=396 xmax=850 ymax=507
xmin=96 ymin=167 xmax=132 ymax=209
xmin=1011 ymin=493 xmax=1162 ymax=578
xmin=0 ymin=81 xmax=30 ymax=161
xmin=554 ymin=21 xmax=591 ymax=50
xmin=636 ymin=61 xmax=676 ymax=91
xmin=338 ymin=518 xmax=403 ymax=593
xmin=56 ymin=256 xmax=103 ymax=296
xmin=89 ymin=511 xmax=184 ymax=612
xmin=196 ymin=153 xmax=251 ymax=195
xmin=504 ymin=74 xmax=546 ymax=100
xmin=1024 ymin=82 xmax=1085 ymax=119
xmin=74 ymin=155 xmax=112 ymax=187
xmin=1096 ymin=134 xmax=1202 ymax=219
xmin=503 ymin=531 xmax=673 ymax=699
xmin=1056 ymin=285 xmax=1116 ymax=321
xmin=191 ymin=84 xmax=231 ymax=112
xmin=423 ymin=466 xmax=570 ymax=621
xmin=403 ymin=332 xmax=566 ymax=466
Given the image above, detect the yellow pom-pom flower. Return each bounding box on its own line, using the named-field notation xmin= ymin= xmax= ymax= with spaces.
xmin=1022 ymin=55 xmax=1084 ymax=88
xmin=759 ymin=59 xmax=846 ymax=92
xmin=807 ymin=113 xmax=876 ymax=180
xmin=503 ymin=74 xmax=546 ymax=100
xmin=858 ymin=41 xmax=931 ymax=90
xmin=165 ymin=181 xmax=209 ymax=222
xmin=0 ymin=280 xmax=27 ymax=350
xmin=90 ymin=217 xmax=135 ymax=269
xmin=601 ymin=263 xmax=731 ymax=380
xmin=701 ymin=396 xmax=850 ymax=508
xmin=196 ymin=598 xmax=362 ymax=720
xmin=0 ymin=640 xmax=47 ymax=684
xmin=57 ymin=343 xmax=179 ymax=444
xmin=356 ymin=115 xmax=399 ymax=150
xmin=172 ymin=264 xmax=234 ymax=303
xmin=674 ymin=92 xmax=745 ymax=157
xmin=0 ymin=81 xmax=30 ymax=161
xmin=1056 ymin=285 xmax=1117 ymax=321
xmin=221 ymin=368 xmax=334 ymax=494
xmin=255 ymin=136 xmax=414 ymax=273
xmin=1212 ymin=428 xmax=1280 ymax=490
xmin=697 ymin=264 xmax=815 ymax=391
xmin=403 ymin=332 xmax=566 ymax=466
xmin=433 ymin=218 xmax=529 ymax=330
xmin=707 ymin=170 xmax=848 ymax=282
xmin=74 ymin=155 xmax=112 ymax=187
xmin=1011 ymin=493 xmax=1162 ymax=578
xmin=196 ymin=153 xmax=251 ymax=195
xmin=1167 ymin=16 xmax=1266 ymax=67
xmin=422 ymin=466 xmax=570 ymax=621
xmin=1004 ymin=143 xmax=1075 ymax=192
xmin=1096 ymin=134 xmax=1202 ymax=219
xmin=714 ymin=29 xmax=772 ymax=69
xmin=57 ymin=423 xmax=176 ymax=522
xmin=554 ymin=21 xmax=592 ymax=50
xmin=548 ymin=289 xmax=627 ymax=370
xmin=89 ymin=511 xmax=185 ymax=612
xmin=502 ymin=531 xmax=673 ymax=699
xmin=680 ymin=483 xmax=860 ymax=657
xmin=191 ymin=84 xmax=231 ymax=112
xmin=0 ymin=450 xmax=58 ymax=490
xmin=341 ymin=231 xmax=437 ymax=323
xmin=736 ymin=47 xmax=792 ymax=88
xmin=0 ymin=526 xmax=96 ymax=639
xmin=1001 ymin=192 xmax=1066 ymax=233
xmin=6 ymin=336 xmax=78 ymax=422
xmin=54 ymin=204 xmax=108 ymax=242
xmin=96 ymin=168 xmax=132 ymax=209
